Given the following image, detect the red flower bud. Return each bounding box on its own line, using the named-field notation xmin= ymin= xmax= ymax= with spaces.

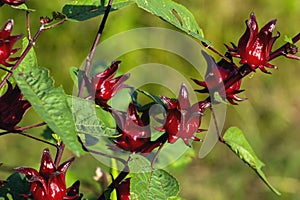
xmin=192 ymin=53 xmax=245 ymax=105
xmin=15 ymin=148 xmax=81 ymax=200
xmin=112 ymin=103 xmax=160 ymax=153
xmin=0 ymin=0 xmax=25 ymax=6
xmin=93 ymin=61 xmax=130 ymax=109
xmin=158 ymin=84 xmax=205 ymax=146
xmin=0 ymin=81 xmax=31 ymax=131
xmin=0 ymin=19 xmax=22 ymax=67
xmin=227 ymin=13 xmax=279 ymax=73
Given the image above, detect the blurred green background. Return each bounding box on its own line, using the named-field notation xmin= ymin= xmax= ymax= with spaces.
xmin=0 ymin=0 xmax=300 ymax=199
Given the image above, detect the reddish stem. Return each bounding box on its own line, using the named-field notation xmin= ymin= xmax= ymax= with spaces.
xmin=269 ymin=33 xmax=300 ymax=61
xmin=210 ymin=104 xmax=224 ymax=142
xmin=78 ymin=0 xmax=113 ymax=97
xmin=18 ymin=122 xmax=47 ymax=132
xmin=0 ymin=130 xmax=57 ymax=147
xmin=0 ymin=25 xmax=44 ymax=89
xmin=54 ymin=142 xmax=65 ymax=167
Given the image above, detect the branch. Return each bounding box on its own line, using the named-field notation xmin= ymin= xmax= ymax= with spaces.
xmin=78 ymin=0 xmax=114 ymax=97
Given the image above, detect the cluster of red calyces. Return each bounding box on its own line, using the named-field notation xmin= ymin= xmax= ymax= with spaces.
xmin=0 ymin=10 xmax=296 ymax=199
xmin=92 ymin=13 xmax=300 ymax=157
xmin=93 ymin=63 xmax=207 ymax=153
xmin=15 ymin=148 xmax=81 ymax=200
xmin=193 ymin=12 xmax=299 ymax=105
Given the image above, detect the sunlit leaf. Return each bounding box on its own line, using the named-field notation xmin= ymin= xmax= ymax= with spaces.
xmin=137 ymin=89 xmax=167 ymax=109
xmin=13 ymin=42 xmax=84 ymax=156
xmin=20 ymin=38 xmax=38 ymax=70
xmin=62 ymin=0 xmax=134 ymax=21
xmin=135 ymin=0 xmax=208 ymax=43
xmin=223 ymin=127 xmax=281 ymax=195
xmin=11 ymin=4 xmax=35 ymax=12
xmin=129 ymin=155 xmax=179 ymax=200
xmin=284 ymin=35 xmax=294 ymax=44
xmin=69 ymin=96 xmax=116 ymax=137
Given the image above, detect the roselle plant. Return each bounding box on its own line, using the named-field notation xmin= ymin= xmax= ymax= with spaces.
xmin=0 ymin=0 xmax=299 ymax=199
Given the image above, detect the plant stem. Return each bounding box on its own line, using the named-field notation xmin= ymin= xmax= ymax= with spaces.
xmin=18 ymin=132 xmax=57 ymax=147
xmin=201 ymin=41 xmax=232 ymax=63
xmin=269 ymin=33 xmax=300 ymax=61
xmin=210 ymin=104 xmax=224 ymax=142
xmin=43 ymin=18 xmax=67 ymax=30
xmin=18 ymin=122 xmax=47 ymax=132
xmin=26 ymin=11 xmax=32 ymax=40
xmin=0 ymin=122 xmax=46 ymax=136
xmin=0 ymin=66 xmax=12 ymax=73
xmin=97 ymin=166 xmax=129 ymax=200
xmin=54 ymin=142 xmax=65 ymax=167
xmin=78 ymin=0 xmax=113 ymax=97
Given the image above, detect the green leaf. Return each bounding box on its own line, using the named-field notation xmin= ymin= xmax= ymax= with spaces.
xmin=69 ymin=67 xmax=85 ymax=89
xmin=223 ymin=127 xmax=281 ymax=195
xmin=13 ymin=39 xmax=83 ymax=155
xmin=137 ymin=89 xmax=167 ymax=110
xmin=129 ymin=155 xmax=179 ymax=200
xmin=135 ymin=0 xmax=208 ymax=43
xmin=21 ymin=38 xmax=38 ymax=69
xmin=168 ymin=197 xmax=185 ymax=200
xmin=11 ymin=4 xmax=35 ymax=12
xmin=69 ymin=96 xmax=116 ymax=137
xmin=62 ymin=0 xmax=134 ymax=21
xmin=284 ymin=35 xmax=294 ymax=44
xmin=68 ymin=96 xmax=117 ymax=154
xmin=13 ymin=43 xmax=83 ymax=155
xmin=0 ymin=173 xmax=30 ymax=200
xmin=0 ymin=79 xmax=9 ymax=97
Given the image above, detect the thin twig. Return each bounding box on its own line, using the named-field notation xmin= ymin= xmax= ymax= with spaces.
xmin=0 ymin=66 xmax=12 ymax=73
xmin=269 ymin=33 xmax=300 ymax=61
xmin=97 ymin=165 xmax=129 ymax=200
xmin=43 ymin=18 xmax=67 ymax=30
xmin=78 ymin=0 xmax=114 ymax=97
xmin=54 ymin=142 xmax=65 ymax=167
xmin=201 ymin=41 xmax=232 ymax=63
xmin=209 ymin=104 xmax=224 ymax=142
xmin=18 ymin=122 xmax=47 ymax=132
xmin=151 ymin=142 xmax=165 ymax=169
xmin=18 ymin=132 xmax=57 ymax=147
